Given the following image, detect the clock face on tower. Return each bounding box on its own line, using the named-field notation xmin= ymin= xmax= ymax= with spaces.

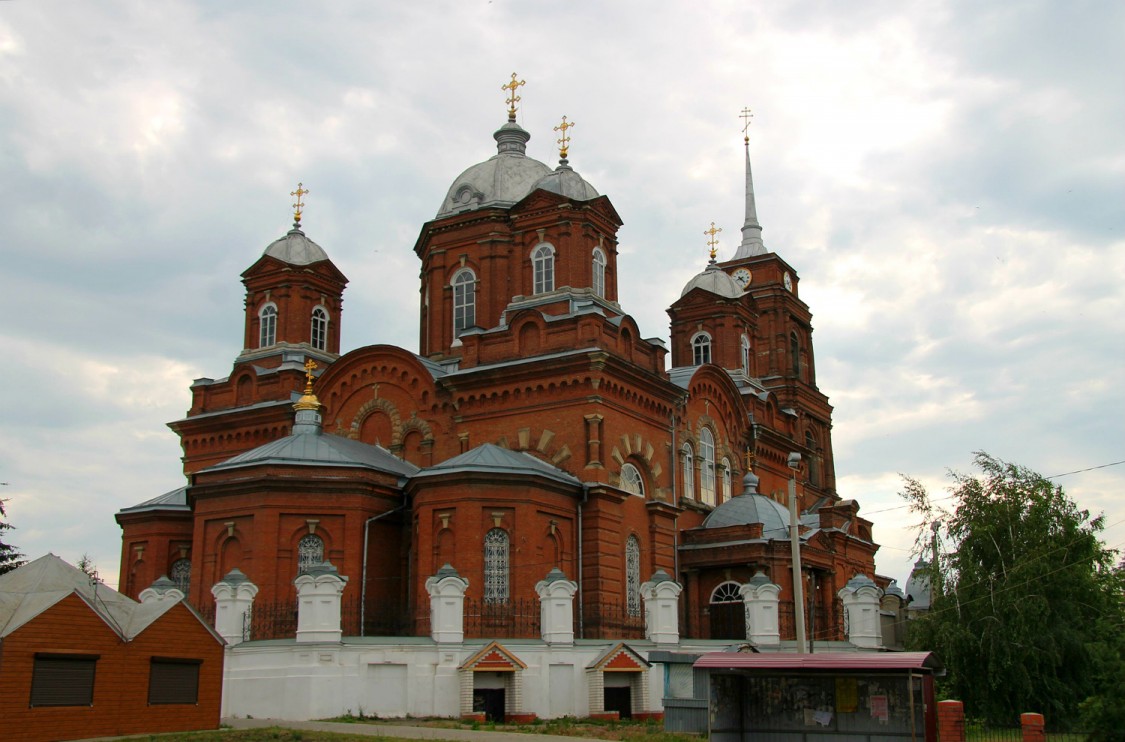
xmin=783 ymin=271 xmax=793 ymax=291
xmin=731 ymin=268 xmax=752 ymax=289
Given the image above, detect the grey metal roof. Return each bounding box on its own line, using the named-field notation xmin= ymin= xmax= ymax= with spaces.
xmin=0 ymin=554 xmax=184 ymax=640
xmin=118 ymin=486 xmax=189 ymax=515
xmin=681 ymin=264 xmax=744 ymax=299
xmin=203 ymin=426 xmax=419 ymax=477
xmin=263 ymin=227 xmax=329 ymax=265
xmin=411 ymin=443 xmax=579 ymax=487
xmin=532 ymin=161 xmax=599 ymax=201
xmin=437 ymin=121 xmax=552 ymax=217
xmin=702 ymin=494 xmax=792 ymax=538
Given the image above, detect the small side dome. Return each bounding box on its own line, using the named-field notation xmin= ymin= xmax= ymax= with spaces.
xmin=680 ymin=264 xmax=744 ymax=299
xmin=264 ymin=228 xmax=329 ymax=266
xmin=532 ymin=162 xmax=599 ymax=201
xmin=702 ymin=493 xmax=791 ymax=539
xmin=437 ymin=121 xmax=553 ymax=217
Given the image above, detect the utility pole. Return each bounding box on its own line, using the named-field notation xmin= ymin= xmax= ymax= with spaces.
xmin=788 ymin=452 xmax=806 ymax=652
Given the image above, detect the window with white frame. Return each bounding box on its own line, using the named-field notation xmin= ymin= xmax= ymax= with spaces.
xmin=692 ymin=332 xmax=711 ymax=365
xmin=297 ymin=534 xmax=324 ymax=575
xmin=592 ymin=247 xmax=606 ymax=298
xmin=259 ymin=304 xmax=278 ymax=348
xmin=452 ymin=269 xmax=476 ymax=335
xmin=532 ymin=243 xmax=555 ymax=294
xmin=311 ymin=307 xmax=328 ymax=351
xmin=681 ymin=443 xmax=695 ymax=500
xmin=741 ymin=334 xmax=752 ymax=376
xmin=625 ymin=535 xmax=641 ymax=616
xmin=621 ymin=463 xmax=644 ymax=497
xmin=484 ymin=528 xmax=510 ymax=604
xmin=700 ymin=428 xmax=716 ymax=506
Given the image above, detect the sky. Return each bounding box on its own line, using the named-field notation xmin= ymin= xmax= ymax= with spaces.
xmin=1 ymin=0 xmax=1122 ymax=591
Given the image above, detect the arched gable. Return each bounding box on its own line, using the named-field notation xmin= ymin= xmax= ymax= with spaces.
xmin=683 ymin=365 xmax=749 ymax=447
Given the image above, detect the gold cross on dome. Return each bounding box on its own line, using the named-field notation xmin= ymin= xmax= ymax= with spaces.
xmin=303 ymin=358 xmax=318 ymax=394
xmin=290 ymin=182 xmax=309 ymax=227
xmin=554 ymin=116 xmax=574 ymax=159
xmin=740 ymin=107 xmax=754 ymax=143
xmin=502 ymin=73 xmax=526 ymax=121
xmin=704 ymin=222 xmax=723 ymax=261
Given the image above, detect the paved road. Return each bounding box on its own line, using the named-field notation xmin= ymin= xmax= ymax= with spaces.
xmin=224 ymin=717 xmax=592 ymax=741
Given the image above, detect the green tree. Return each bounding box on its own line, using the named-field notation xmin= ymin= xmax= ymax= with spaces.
xmin=76 ymin=552 xmax=97 ymax=579
xmin=901 ymin=452 xmax=1124 ymax=730
xmin=0 ymin=498 xmax=25 ymax=575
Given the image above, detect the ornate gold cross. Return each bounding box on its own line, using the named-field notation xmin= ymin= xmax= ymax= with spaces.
xmin=291 ymin=182 xmax=308 ymax=227
xmin=303 ymin=358 xmax=318 ymax=394
xmin=705 ymin=222 xmax=723 ymax=261
xmin=554 ymin=116 xmax=574 ymax=159
xmin=502 ymin=73 xmax=525 ymax=121
xmin=740 ymin=107 xmax=754 ymax=143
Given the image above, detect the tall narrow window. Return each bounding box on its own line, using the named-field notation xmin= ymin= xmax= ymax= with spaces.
xmin=532 ymin=244 xmax=555 ymax=294
xmin=692 ymin=333 xmax=712 ymax=366
xmin=741 ymin=335 xmax=752 ymax=376
xmin=721 ymin=457 xmax=732 ymax=501
xmin=790 ymin=332 xmax=800 ymax=377
xmin=452 ymin=269 xmax=476 ymax=335
xmin=484 ymin=528 xmax=510 ymax=604
xmin=806 ymin=430 xmax=819 ymax=486
xmin=625 ymin=535 xmax=641 ymax=617
xmin=310 ymin=307 xmax=328 ymax=350
xmin=170 ymin=558 xmax=191 ymax=594
xmin=681 ymin=443 xmax=695 ymax=500
xmin=700 ymin=429 xmax=716 ymax=506
xmin=259 ymin=304 xmax=278 ymax=348
xmin=621 ymin=463 xmax=644 ymax=497
xmin=592 ymin=247 xmax=606 ymax=298
xmin=297 ymin=534 xmax=324 ymax=575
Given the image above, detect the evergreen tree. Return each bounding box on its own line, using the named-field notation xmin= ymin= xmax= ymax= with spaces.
xmin=901 ymin=452 xmax=1124 ymax=731
xmin=0 ymin=498 xmax=24 ymax=575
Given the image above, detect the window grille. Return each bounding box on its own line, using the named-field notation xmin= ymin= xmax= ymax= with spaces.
xmin=625 ymin=536 xmax=641 ymax=616
xmin=297 ymin=534 xmax=324 ymax=575
xmin=483 ymin=528 xmax=509 ymax=604
xmin=711 ymin=581 xmax=743 ymax=603
xmin=170 ymin=558 xmax=191 ymax=594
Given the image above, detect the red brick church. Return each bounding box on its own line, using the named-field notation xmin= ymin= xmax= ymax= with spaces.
xmin=116 ymin=87 xmax=882 ymax=645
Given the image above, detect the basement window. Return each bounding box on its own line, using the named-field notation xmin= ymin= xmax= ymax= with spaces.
xmin=30 ymin=654 xmax=98 ymax=707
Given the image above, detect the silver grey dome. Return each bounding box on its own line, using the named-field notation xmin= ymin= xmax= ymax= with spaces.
xmin=533 ymin=162 xmax=599 ymax=201
xmin=702 ymin=493 xmax=790 ymax=539
xmin=437 ymin=121 xmax=553 ymax=217
xmin=264 ymin=228 xmax=329 ymax=266
xmin=680 ymin=264 xmax=744 ymax=299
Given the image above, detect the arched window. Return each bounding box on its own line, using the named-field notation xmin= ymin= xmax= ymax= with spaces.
xmin=484 ymin=528 xmax=510 ymax=604
xmin=692 ymin=332 xmax=712 ymax=366
xmin=700 ymin=428 xmax=716 ymax=506
xmin=452 ymin=269 xmax=476 ymax=335
xmin=625 ymin=535 xmax=641 ymax=617
xmin=297 ymin=534 xmax=324 ymax=575
xmin=592 ymin=247 xmax=606 ymax=298
xmin=721 ymin=457 xmax=732 ymax=502
xmin=681 ymin=443 xmax=695 ymax=500
xmin=710 ymin=581 xmax=747 ymax=640
xmin=710 ymin=581 xmax=743 ymax=604
xmin=805 ymin=430 xmax=819 ymax=486
xmin=790 ymin=331 xmax=800 ymax=376
xmin=741 ymin=335 xmax=752 ymax=376
xmin=170 ymin=558 xmax=191 ymax=594
xmin=621 ymin=463 xmax=644 ymax=497
xmin=259 ymin=304 xmax=278 ymax=348
xmin=532 ymin=243 xmax=555 ymax=294
xmin=310 ymin=307 xmax=328 ymax=351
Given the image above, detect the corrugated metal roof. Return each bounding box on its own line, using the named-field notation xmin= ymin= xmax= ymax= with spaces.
xmin=411 ymin=443 xmax=580 ymax=487
xmin=694 ymin=651 xmax=940 ymax=672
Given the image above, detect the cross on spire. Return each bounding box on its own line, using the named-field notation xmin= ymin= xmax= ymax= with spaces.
xmin=704 ymin=222 xmax=723 ymax=263
xmin=502 ymin=73 xmax=526 ymax=122
xmin=302 ymin=358 xmax=318 ymax=395
xmin=554 ymin=116 xmax=574 ymax=160
xmin=290 ymin=182 xmax=308 ymax=228
xmin=740 ymin=107 xmax=754 ymax=144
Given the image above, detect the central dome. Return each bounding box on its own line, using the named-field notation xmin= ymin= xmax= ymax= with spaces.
xmin=263 ymin=227 xmax=329 ymax=266
xmin=680 ymin=263 xmax=744 ymax=299
xmin=437 ymin=121 xmax=552 ymax=218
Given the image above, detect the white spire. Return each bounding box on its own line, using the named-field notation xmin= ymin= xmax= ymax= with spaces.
xmin=734 ymin=114 xmax=766 ymax=259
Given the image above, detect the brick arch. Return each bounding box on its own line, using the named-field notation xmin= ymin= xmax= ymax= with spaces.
xmin=350 ymin=396 xmax=402 ymax=443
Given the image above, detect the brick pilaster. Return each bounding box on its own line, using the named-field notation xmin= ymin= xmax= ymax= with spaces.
xmin=1020 ymin=712 xmax=1045 ymax=742
xmin=937 ymin=700 xmax=965 ymax=742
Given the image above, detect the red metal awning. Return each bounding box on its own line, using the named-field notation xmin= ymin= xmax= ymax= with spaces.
xmin=693 ymin=651 xmax=940 ymax=672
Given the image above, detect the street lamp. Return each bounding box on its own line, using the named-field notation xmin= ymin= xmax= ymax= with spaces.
xmin=787 ymin=452 xmax=806 ymax=652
